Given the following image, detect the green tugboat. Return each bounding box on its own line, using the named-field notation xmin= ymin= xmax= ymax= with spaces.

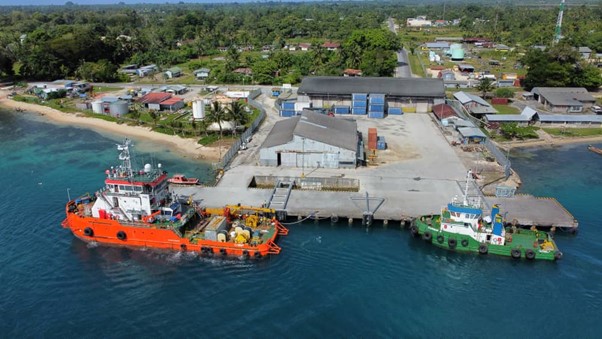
xmin=410 ymin=171 xmax=562 ymax=261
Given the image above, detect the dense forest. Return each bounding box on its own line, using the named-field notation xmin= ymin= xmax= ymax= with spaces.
xmin=0 ymin=2 xmax=600 ymax=85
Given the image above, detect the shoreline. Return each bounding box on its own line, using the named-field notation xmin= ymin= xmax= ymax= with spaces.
xmin=0 ymin=96 xmax=222 ymax=162
xmin=496 ymin=135 xmax=602 ymax=150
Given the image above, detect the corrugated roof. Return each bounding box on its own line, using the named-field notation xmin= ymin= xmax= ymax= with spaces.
xmin=138 ymin=92 xmax=172 ymax=104
xmin=432 ymin=103 xmax=457 ymax=120
xmin=531 ymin=87 xmax=595 ymax=106
xmin=425 ymin=42 xmax=449 ymax=48
xmin=470 ymin=106 xmax=498 ymax=114
xmin=261 ymin=117 xmax=299 ymax=148
xmin=294 ymin=111 xmax=357 ymax=151
xmin=450 ymin=119 xmax=475 ymax=128
xmin=538 ymin=115 xmax=602 ymax=123
xmin=458 ymin=127 xmax=487 ymax=138
xmin=261 ymin=111 xmax=358 ymax=151
xmin=161 ymin=97 xmax=183 ymax=105
xmin=298 ymin=77 xmax=444 ymax=98
xmin=453 ymin=91 xmax=491 ymax=107
xmin=486 ymin=115 xmax=531 ymax=122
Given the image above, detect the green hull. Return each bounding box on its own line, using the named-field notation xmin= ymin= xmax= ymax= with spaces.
xmin=411 ymin=215 xmax=562 ymax=261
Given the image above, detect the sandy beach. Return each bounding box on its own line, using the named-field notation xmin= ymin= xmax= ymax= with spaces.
xmin=497 ymin=135 xmax=602 ymax=150
xmin=0 ymin=94 xmax=222 ymax=162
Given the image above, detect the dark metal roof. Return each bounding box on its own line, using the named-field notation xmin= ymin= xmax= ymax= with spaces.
xmin=260 ymin=116 xmax=299 ymax=149
xmin=260 ymin=111 xmax=358 ymax=151
xmin=298 ymin=77 xmax=444 ymax=98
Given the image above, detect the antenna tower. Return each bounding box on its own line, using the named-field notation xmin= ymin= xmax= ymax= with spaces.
xmin=554 ymin=0 xmax=565 ymax=44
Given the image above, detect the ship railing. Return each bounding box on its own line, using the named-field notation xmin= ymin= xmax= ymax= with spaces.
xmin=266 ymin=241 xmax=282 ymax=255
xmin=275 ymin=221 xmax=289 ymax=236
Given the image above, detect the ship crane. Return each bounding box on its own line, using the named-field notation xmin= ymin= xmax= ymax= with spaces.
xmin=553 ymin=0 xmax=565 ymax=44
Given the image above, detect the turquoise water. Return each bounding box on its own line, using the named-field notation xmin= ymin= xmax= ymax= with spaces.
xmin=1 ymin=109 xmax=601 ymax=337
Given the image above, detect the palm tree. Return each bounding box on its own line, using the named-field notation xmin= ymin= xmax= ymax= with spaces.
xmin=206 ymin=101 xmax=227 ymax=138
xmin=226 ymin=100 xmax=248 ymax=136
xmin=149 ymin=110 xmax=160 ymax=127
xmin=476 ymin=78 xmax=495 ymax=99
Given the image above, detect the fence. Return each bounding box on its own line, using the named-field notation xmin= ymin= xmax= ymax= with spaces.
xmin=212 ymin=96 xmax=266 ymax=170
xmin=447 ymin=99 xmax=512 ymax=178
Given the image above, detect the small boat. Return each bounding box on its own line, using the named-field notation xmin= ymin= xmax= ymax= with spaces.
xmin=168 ymin=174 xmax=200 ymax=185
xmin=587 ymin=145 xmax=602 ymax=156
xmin=410 ymin=170 xmax=562 ymax=261
xmin=62 ymin=139 xmax=288 ymax=258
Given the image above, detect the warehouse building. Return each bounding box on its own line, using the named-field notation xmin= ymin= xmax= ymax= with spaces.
xmin=531 ymin=87 xmax=596 ymax=113
xmin=297 ymin=77 xmax=445 ymax=115
xmin=259 ymin=110 xmax=359 ymax=169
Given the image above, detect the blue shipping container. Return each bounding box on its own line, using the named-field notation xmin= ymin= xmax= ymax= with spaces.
xmin=282 ymin=101 xmax=295 ymax=109
xmin=280 ymin=110 xmax=296 ymax=117
xmin=368 ymin=111 xmax=385 ymax=119
xmin=352 ymin=108 xmax=367 ymax=115
xmin=377 ymin=141 xmax=386 ymax=150
xmin=369 ymin=104 xmax=385 ymax=112
xmin=333 ymin=106 xmax=350 ymax=114
xmin=353 ymin=101 xmax=367 ymax=108
xmin=388 ymin=107 xmax=403 ymax=115
xmin=352 ymin=93 xmax=368 ymax=100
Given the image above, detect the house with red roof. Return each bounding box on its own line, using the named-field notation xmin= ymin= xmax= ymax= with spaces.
xmin=322 ymin=42 xmax=340 ymax=51
xmin=343 ymin=68 xmax=362 ymax=77
xmin=137 ymin=92 xmax=184 ymax=111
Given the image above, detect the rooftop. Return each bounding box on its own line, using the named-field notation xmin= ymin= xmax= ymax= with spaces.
xmin=261 ymin=110 xmax=357 ymax=151
xmin=532 ymin=87 xmax=595 ymax=106
xmin=453 ymin=91 xmax=491 ymax=107
xmin=138 ymin=92 xmax=172 ymax=104
xmin=298 ymin=77 xmax=445 ymax=98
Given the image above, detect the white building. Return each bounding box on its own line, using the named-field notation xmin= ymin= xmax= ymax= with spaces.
xmin=259 ymin=111 xmax=359 ymax=169
xmin=407 ymin=16 xmax=432 ymax=27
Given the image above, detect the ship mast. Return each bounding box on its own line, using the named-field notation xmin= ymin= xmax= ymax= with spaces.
xmin=117 ymin=138 xmax=134 ymax=179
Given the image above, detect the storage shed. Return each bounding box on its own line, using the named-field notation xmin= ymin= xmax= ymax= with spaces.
xmin=259 ymin=110 xmax=358 ymax=169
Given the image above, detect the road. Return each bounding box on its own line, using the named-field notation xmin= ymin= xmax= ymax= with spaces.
xmin=387 ymin=17 xmax=412 ymax=78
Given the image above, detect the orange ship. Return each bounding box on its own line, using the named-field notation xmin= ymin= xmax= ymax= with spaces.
xmin=61 ymin=139 xmax=288 ymax=258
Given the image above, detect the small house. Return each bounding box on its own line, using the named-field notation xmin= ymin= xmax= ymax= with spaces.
xmin=343 ymin=69 xmax=362 ymax=77
xmin=322 ymin=42 xmax=340 ymax=51
xmin=578 ymin=47 xmax=592 ymax=60
xmin=193 ymin=68 xmax=210 ymax=80
xmin=164 ymin=67 xmax=182 ymax=79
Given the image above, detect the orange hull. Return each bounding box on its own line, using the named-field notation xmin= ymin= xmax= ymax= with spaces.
xmin=62 ymin=213 xmax=284 ymax=258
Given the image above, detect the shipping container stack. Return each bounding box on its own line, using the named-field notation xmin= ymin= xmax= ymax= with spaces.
xmin=368 ymin=128 xmax=378 ymax=150
xmin=280 ymin=100 xmax=296 ymax=117
xmin=368 ymin=93 xmax=386 ymax=119
xmin=352 ymin=93 xmax=368 ymax=115
xmin=333 ymin=105 xmax=350 ymax=114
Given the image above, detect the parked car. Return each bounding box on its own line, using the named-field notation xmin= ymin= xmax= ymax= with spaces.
xmin=592 ymin=105 xmax=602 ymax=114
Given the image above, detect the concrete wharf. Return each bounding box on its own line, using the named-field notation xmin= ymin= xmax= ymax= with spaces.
xmin=171 ymin=166 xmax=578 ymax=230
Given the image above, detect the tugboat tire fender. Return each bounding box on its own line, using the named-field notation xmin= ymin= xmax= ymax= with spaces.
xmin=436 ymin=235 xmax=444 ymax=244
xmin=511 ymin=248 xmax=521 ymax=259
xmin=410 ymin=225 xmax=419 ymax=237
xmin=84 ymin=227 xmax=94 ymax=237
xmin=423 ymin=231 xmax=433 ymax=242
xmin=461 ymin=239 xmax=469 ymax=247
xmin=116 ymin=231 xmax=127 ymax=241
xmin=554 ymin=251 xmax=563 ymax=260
xmin=525 ymin=249 xmax=536 ymax=260
xmin=478 ymin=244 xmax=488 ymax=254
xmin=254 ymin=251 xmax=262 ymax=258
xmin=448 ymin=238 xmax=457 ymax=249
xmin=242 ymin=250 xmax=249 ymax=258
xmin=220 ymin=248 xmax=227 ymax=256
xmin=180 ymin=244 xmax=187 ymax=251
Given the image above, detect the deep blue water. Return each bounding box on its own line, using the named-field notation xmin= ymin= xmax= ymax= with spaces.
xmin=1 ymin=109 xmax=601 ymax=338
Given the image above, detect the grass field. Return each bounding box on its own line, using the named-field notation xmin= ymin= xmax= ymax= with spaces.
xmin=492 ymin=104 xmax=520 ymax=114
xmin=543 ymin=128 xmax=602 ymax=137
xmin=408 ymin=52 xmax=426 ymax=77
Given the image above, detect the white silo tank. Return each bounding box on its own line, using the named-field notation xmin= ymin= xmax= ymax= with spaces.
xmin=192 ymin=100 xmax=205 ymax=120
xmin=91 ymin=100 xmax=103 ymax=114
xmin=110 ymin=100 xmax=129 ymax=116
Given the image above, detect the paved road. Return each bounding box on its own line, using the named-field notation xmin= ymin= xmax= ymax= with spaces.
xmin=387 ymin=17 xmax=412 ymax=78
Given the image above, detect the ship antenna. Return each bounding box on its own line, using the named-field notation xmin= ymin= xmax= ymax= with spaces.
xmin=463 ymin=170 xmax=471 ymax=206
xmin=118 ymin=138 xmax=134 ymax=179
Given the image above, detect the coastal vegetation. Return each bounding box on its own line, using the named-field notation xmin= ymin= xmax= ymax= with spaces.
xmin=0 ymin=2 xmax=599 ymax=86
